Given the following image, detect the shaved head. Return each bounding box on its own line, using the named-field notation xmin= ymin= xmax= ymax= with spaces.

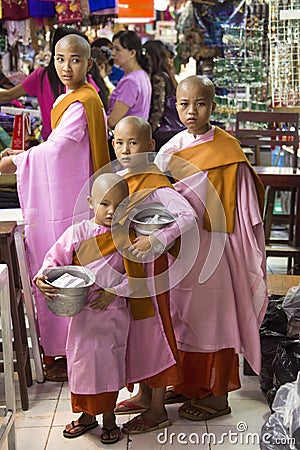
xmin=91 ymin=173 xmax=129 ymax=200
xmin=177 ymin=75 xmax=215 ymax=102
xmin=115 ymin=116 xmax=152 ymax=140
xmin=55 ymin=34 xmax=91 ymax=58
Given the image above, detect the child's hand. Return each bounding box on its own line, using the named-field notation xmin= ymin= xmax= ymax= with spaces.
xmin=128 ymin=235 xmax=151 ymax=259
xmin=2 ymin=148 xmax=25 ymax=156
xmin=89 ymin=288 xmax=117 ymax=310
xmin=35 ymin=275 xmax=59 ymax=301
xmin=128 ymin=235 xmax=163 ymax=259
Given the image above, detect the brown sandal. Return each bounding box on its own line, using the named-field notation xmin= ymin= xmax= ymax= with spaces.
xmin=44 ymin=358 xmax=68 ymax=382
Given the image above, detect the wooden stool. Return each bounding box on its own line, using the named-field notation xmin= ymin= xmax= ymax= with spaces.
xmin=0 ymin=208 xmax=44 ymax=383
xmin=0 ymin=222 xmax=32 ymax=411
xmin=0 ymin=264 xmax=16 ymax=449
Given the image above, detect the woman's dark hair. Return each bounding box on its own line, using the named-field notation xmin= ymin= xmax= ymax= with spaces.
xmin=112 ymin=30 xmax=151 ymax=74
xmin=91 ymin=37 xmax=112 ymax=49
xmin=92 ymin=46 xmax=113 ymax=68
xmin=143 ymin=40 xmax=177 ymax=93
xmin=90 ymin=47 xmax=112 ymax=111
xmin=41 ymin=27 xmax=91 ymax=99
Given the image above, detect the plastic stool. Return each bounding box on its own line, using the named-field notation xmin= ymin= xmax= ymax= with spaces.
xmin=0 ymin=264 xmax=16 ymax=449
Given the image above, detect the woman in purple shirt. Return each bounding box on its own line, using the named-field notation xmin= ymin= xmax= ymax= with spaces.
xmin=107 ymin=30 xmax=152 ymax=131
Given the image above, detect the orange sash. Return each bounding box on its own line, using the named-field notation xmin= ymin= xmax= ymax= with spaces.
xmin=123 ymin=163 xmax=173 ymax=216
xmin=51 ymin=83 xmax=110 ymax=172
xmin=169 ymin=127 xmax=265 ymax=233
xmin=72 ymin=227 xmax=155 ymax=320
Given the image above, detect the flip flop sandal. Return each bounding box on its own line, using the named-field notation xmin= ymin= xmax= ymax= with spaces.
xmin=114 ymin=400 xmax=148 ymax=415
xmin=178 ymin=400 xmax=231 ymax=422
xmin=122 ymin=416 xmax=172 ymax=435
xmin=63 ymin=420 xmax=98 ymax=438
xmin=100 ymin=426 xmax=121 ymax=444
xmin=164 ymin=390 xmax=189 ymax=404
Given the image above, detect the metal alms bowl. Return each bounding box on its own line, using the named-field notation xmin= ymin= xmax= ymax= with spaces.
xmin=129 ymin=203 xmax=176 ymax=236
xmin=42 ymin=266 xmax=96 ymax=317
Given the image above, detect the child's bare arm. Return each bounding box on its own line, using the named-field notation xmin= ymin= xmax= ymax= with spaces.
xmin=89 ymin=288 xmax=117 ymax=310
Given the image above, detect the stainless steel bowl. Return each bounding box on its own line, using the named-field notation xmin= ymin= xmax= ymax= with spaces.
xmin=43 ymin=266 xmax=96 ymax=317
xmin=129 ymin=203 xmax=176 ymax=236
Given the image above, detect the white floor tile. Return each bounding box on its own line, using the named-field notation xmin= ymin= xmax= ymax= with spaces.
xmin=46 ymin=425 xmax=128 ymax=449
xmin=208 ymin=398 xmax=270 ymax=428
xmin=15 ymin=399 xmax=57 ymax=428
xmin=27 ymin=379 xmax=63 ymax=401
xmin=16 ymin=426 xmax=50 ymax=450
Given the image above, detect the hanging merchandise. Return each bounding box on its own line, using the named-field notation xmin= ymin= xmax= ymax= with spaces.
xmin=0 ymin=34 xmax=7 ymax=53
xmin=117 ymin=0 xmax=154 ymax=21
xmin=80 ymin=0 xmax=90 ymax=19
xmin=88 ymin=0 xmax=115 ymax=13
xmin=28 ymin=0 xmax=56 ymax=18
xmin=1 ymin=0 xmax=30 ymax=20
xmin=55 ymin=0 xmax=83 ymax=24
xmin=269 ymin=0 xmax=300 ymax=108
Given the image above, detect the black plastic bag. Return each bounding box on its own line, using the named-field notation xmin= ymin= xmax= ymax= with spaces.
xmin=259 ymin=295 xmax=289 ymax=408
xmin=272 ymin=340 xmax=300 ymax=387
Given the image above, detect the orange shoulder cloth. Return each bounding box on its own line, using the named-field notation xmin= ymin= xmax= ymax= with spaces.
xmin=72 ymin=227 xmax=155 ymax=320
xmin=123 ymin=163 xmax=173 ymax=214
xmin=51 ymin=83 xmax=110 ymax=172
xmin=169 ymin=127 xmax=265 ymax=233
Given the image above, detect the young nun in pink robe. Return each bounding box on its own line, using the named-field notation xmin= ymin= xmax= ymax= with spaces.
xmin=112 ymin=116 xmax=198 ymax=434
xmin=0 ymin=34 xmax=109 ymax=381
xmin=154 ymin=75 xmax=268 ymax=421
xmin=35 ymin=173 xmax=130 ymax=445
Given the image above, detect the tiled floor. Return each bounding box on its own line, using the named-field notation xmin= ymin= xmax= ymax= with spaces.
xmin=8 ymin=257 xmax=290 ymax=449
xmin=12 ymin=367 xmax=270 ymax=450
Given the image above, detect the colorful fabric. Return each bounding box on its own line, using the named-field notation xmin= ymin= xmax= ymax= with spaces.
xmin=55 ymin=0 xmax=82 ymax=24
xmin=28 ymin=0 xmax=55 ymax=17
xmin=2 ymin=0 xmax=29 ymax=20
xmin=88 ymin=0 xmax=115 ymax=12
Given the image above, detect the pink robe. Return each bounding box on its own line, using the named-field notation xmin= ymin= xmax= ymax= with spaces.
xmin=14 ymin=99 xmax=94 ymax=357
xmin=122 ymin=186 xmax=198 ymax=383
xmin=37 ymin=220 xmax=130 ymax=394
xmin=155 ymin=129 xmax=268 ymax=374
